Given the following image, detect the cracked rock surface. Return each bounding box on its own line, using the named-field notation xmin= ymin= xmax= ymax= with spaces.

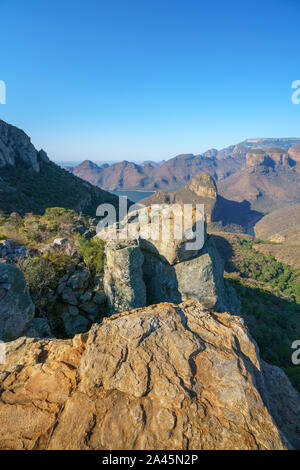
xmin=0 ymin=300 xmax=299 ymax=450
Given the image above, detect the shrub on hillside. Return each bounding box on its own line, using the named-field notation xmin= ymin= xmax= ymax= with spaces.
xmin=78 ymin=236 xmax=105 ymax=276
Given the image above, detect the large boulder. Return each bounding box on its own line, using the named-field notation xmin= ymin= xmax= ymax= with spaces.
xmin=142 ymin=237 xmax=239 ymax=313
xmin=0 ymin=262 xmax=35 ymax=341
xmin=104 ymin=240 xmax=146 ymax=314
xmin=174 ymin=237 xmax=230 ymax=310
xmin=99 ymin=204 xmax=206 ymax=265
xmin=0 ymin=300 xmax=299 ymax=450
xmin=100 ymin=203 xmax=234 ymax=313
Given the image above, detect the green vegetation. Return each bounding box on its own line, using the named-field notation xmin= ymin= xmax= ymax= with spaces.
xmin=0 ymin=207 xmax=105 ymax=310
xmin=78 ymin=236 xmax=105 ymax=276
xmin=228 ymin=275 xmax=300 ymax=391
xmin=249 ymin=148 xmax=265 ymax=154
xmin=267 ymin=147 xmax=287 ymax=154
xmin=230 ymin=238 xmax=300 ymax=303
xmin=17 ymin=255 xmax=71 ymax=308
xmin=0 ymin=207 xmax=85 ymax=247
xmin=213 ymin=233 xmax=300 ymax=392
xmin=0 ymin=159 xmax=120 ymax=216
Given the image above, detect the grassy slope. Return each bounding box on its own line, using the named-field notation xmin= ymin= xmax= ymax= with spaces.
xmin=212 ymin=232 xmax=300 ymax=392
xmin=0 ymin=160 xmax=121 ymax=216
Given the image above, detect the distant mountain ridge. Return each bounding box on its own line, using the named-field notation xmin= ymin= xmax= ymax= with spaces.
xmin=68 ymin=138 xmax=300 ymax=193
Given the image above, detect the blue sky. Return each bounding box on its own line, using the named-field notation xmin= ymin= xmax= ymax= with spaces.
xmin=1 ymin=0 xmax=300 ymax=162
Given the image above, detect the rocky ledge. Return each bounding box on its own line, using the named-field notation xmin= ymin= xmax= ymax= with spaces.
xmin=0 ymin=300 xmax=299 ymax=450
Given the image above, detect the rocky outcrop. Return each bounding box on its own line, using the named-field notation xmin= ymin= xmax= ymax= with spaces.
xmin=103 ymin=240 xmax=146 ymax=314
xmin=245 ymin=151 xmax=267 ymax=168
xmin=0 ymin=262 xmax=34 ymax=341
xmin=0 ymin=240 xmax=27 ymax=262
xmin=288 ymin=144 xmax=300 ymax=163
xmin=142 ymin=237 xmax=233 ymax=312
xmin=0 ymin=119 xmax=49 ymax=172
xmin=100 ymin=205 xmax=238 ymax=315
xmin=246 ymin=148 xmax=292 ymax=170
xmin=185 ymin=172 xmax=217 ymax=198
xmin=0 ymin=300 xmax=299 ymax=450
xmin=54 ymin=266 xmax=107 ymax=337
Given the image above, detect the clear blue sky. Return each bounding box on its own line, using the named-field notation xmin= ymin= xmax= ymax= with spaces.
xmin=1 ymin=0 xmax=300 ymax=162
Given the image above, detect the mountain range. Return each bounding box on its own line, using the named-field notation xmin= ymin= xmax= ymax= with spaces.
xmin=67 ymin=139 xmax=300 ymax=213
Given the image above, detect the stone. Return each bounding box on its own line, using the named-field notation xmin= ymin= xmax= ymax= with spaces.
xmin=68 ymin=306 xmax=79 ymax=317
xmin=0 ymin=263 xmax=34 ymax=340
xmin=79 ymin=302 xmax=99 ymax=316
xmin=99 ymin=205 xmax=233 ymax=314
xmin=92 ymin=291 xmax=107 ymax=305
xmin=79 ymin=292 xmax=92 ymax=303
xmin=57 ymin=282 xmax=67 ymax=295
xmin=98 ymin=204 xmax=206 ymax=265
xmin=51 ymin=238 xmax=74 ymax=256
xmin=67 ymin=270 xmax=89 ymax=291
xmin=0 ymin=300 xmax=299 ymax=450
xmin=61 ymin=288 xmax=78 ymax=306
xmin=174 ymin=237 xmax=231 ymax=311
xmin=61 ymin=313 xmax=90 ymax=337
xmin=104 ymin=234 xmax=236 ymax=314
xmin=23 ymin=318 xmax=52 ymax=339
xmin=104 ymin=240 xmax=146 ymax=314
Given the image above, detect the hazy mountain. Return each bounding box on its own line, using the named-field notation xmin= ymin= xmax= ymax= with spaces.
xmin=69 ymin=138 xmax=300 ymax=193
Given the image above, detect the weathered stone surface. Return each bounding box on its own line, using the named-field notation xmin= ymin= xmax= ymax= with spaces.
xmin=92 ymin=291 xmax=106 ymax=305
xmin=104 ymin=240 xmax=146 ymax=314
xmin=0 ymin=263 xmax=34 ymax=340
xmin=104 ymin=234 xmax=237 ymax=313
xmin=67 ymin=270 xmax=89 ymax=291
xmin=61 ymin=313 xmax=90 ymax=337
xmin=98 ymin=204 xmax=206 ymax=265
xmin=100 ymin=205 xmax=232 ymax=313
xmin=0 ymin=240 xmax=27 ymax=262
xmin=23 ymin=318 xmax=52 ymax=339
xmin=61 ymin=287 xmax=78 ymax=306
xmin=0 ymin=300 xmax=299 ymax=450
xmin=174 ymin=237 xmax=232 ymax=311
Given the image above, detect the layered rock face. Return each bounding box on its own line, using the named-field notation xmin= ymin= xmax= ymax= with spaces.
xmin=245 ymin=151 xmax=267 ymax=168
xmin=0 ymin=300 xmax=299 ymax=450
xmin=98 ymin=205 xmax=236 ymax=315
xmin=0 ymin=119 xmax=49 ymax=172
xmin=288 ymin=145 xmax=300 ymax=163
xmin=185 ymin=172 xmax=217 ymax=198
xmin=0 ymin=262 xmax=35 ymax=341
xmin=245 ymin=149 xmax=292 ymax=169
